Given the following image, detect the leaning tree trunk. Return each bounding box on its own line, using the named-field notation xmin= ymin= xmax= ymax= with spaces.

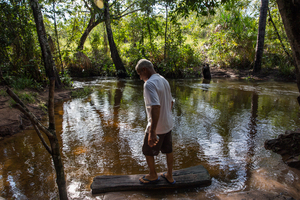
xmin=104 ymin=0 xmax=127 ymax=78
xmin=77 ymin=15 xmax=104 ymax=51
xmin=30 ymin=0 xmax=62 ymax=88
xmin=253 ymin=0 xmax=269 ymax=73
xmin=267 ymin=8 xmax=291 ymax=59
xmin=276 ymin=0 xmax=300 ymax=105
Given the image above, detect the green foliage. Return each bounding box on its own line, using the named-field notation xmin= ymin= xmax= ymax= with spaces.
xmin=0 ymin=89 xmax=7 ymax=97
xmin=0 ymin=0 xmax=43 ymax=82
xmin=262 ymin=1 xmax=294 ymax=77
xmin=71 ymin=86 xmax=94 ymax=98
xmin=1 ymin=0 xmax=296 ymax=81
xmin=204 ymin=1 xmax=257 ymax=68
xmin=38 ymin=102 xmax=48 ymax=114
xmin=3 ymin=75 xmax=43 ymax=90
xmin=60 ymin=70 xmax=73 ymax=87
xmin=117 ymin=10 xmax=204 ymax=78
xmin=9 ymin=89 xmax=37 ymax=106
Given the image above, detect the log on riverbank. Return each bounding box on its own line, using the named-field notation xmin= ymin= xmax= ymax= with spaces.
xmin=265 ymin=129 xmax=300 ymax=169
xmin=90 ymin=165 xmax=211 ymax=194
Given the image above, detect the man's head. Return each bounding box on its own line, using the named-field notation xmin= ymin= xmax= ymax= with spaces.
xmin=135 ymin=59 xmax=155 ymax=82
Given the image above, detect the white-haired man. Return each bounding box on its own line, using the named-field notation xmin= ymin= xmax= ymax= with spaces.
xmin=135 ymin=59 xmax=175 ymax=184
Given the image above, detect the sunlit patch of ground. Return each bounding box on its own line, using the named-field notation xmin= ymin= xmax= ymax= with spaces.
xmin=245 ymin=167 xmax=299 ymax=199
xmin=216 ymin=190 xmax=295 ymax=200
xmin=251 ymin=168 xmax=290 ymax=192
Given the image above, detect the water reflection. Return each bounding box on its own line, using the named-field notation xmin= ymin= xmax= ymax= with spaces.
xmin=1 ymin=78 xmax=300 ymax=199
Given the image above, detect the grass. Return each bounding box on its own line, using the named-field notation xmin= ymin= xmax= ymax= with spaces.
xmin=7 ymin=90 xmax=38 ymax=107
xmin=3 ymin=76 xmax=43 ymax=90
xmin=0 ymin=89 xmax=7 ymax=96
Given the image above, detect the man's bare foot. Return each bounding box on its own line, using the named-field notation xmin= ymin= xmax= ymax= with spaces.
xmin=139 ymin=174 xmax=159 ymax=184
xmin=161 ymin=172 xmax=176 ymax=184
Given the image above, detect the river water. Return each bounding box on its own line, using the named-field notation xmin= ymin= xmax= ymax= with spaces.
xmin=1 ymin=77 xmax=300 ymax=199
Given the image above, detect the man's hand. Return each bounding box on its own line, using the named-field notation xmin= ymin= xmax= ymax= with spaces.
xmin=148 ymin=129 xmax=158 ymax=147
xmin=149 ymin=105 xmax=160 ymax=147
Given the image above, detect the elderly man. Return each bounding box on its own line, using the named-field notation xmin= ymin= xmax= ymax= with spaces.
xmin=135 ymin=59 xmax=175 ymax=184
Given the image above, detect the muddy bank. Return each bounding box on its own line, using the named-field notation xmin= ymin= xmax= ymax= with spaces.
xmin=0 ymin=86 xmax=72 ymax=139
xmin=209 ymin=66 xmax=296 ymax=81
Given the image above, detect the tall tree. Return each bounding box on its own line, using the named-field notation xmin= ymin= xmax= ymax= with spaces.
xmin=276 ymin=0 xmax=300 ymax=105
xmin=103 ymin=0 xmax=127 ymax=78
xmin=77 ymin=0 xmax=141 ymax=77
xmin=30 ymin=0 xmax=62 ymax=88
xmin=164 ymin=2 xmax=168 ymax=61
xmin=52 ymin=0 xmax=64 ymax=74
xmin=253 ymin=0 xmax=269 ymax=73
xmin=28 ymin=0 xmax=68 ymax=199
xmin=78 ymin=0 xmax=140 ymax=51
xmin=77 ymin=0 xmax=105 ymax=51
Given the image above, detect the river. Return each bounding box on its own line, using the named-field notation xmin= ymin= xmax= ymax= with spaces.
xmin=1 ymin=77 xmax=300 ymax=199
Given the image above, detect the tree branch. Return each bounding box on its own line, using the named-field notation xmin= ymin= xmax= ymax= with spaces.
xmin=83 ymin=0 xmax=92 ymax=12
xmin=33 ymin=124 xmax=52 ymax=154
xmin=118 ymin=2 xmax=136 ymax=15
xmin=48 ymin=78 xmax=55 ymax=131
xmin=109 ymin=1 xmax=117 ymax=8
xmin=111 ymin=9 xmax=141 ymax=20
xmin=6 ymin=87 xmax=53 ymax=138
xmin=268 ymin=7 xmax=292 ymax=59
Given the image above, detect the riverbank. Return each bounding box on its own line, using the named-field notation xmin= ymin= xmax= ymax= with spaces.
xmin=209 ymin=66 xmax=296 ymax=81
xmin=0 ymin=87 xmax=72 ymax=138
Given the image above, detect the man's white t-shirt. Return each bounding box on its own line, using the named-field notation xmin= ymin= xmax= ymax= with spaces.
xmin=143 ymin=74 xmax=174 ymax=134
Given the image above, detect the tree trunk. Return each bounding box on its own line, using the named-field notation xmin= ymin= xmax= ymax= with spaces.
xmin=276 ymin=0 xmax=300 ymax=97
xmin=253 ymin=0 xmax=269 ymax=73
xmin=104 ymin=0 xmax=127 ymax=78
xmin=164 ymin=4 xmax=168 ymax=61
xmin=77 ymin=15 xmax=104 ymax=51
xmin=103 ymin=23 xmax=108 ymax=54
xmin=29 ymin=1 xmax=68 ymax=199
xmin=53 ymin=1 xmax=63 ymax=74
xmin=30 ymin=0 xmax=62 ymax=88
xmin=5 ymin=79 xmax=68 ymax=200
xmin=146 ymin=10 xmax=154 ymax=56
xmin=48 ymin=78 xmax=68 ymax=200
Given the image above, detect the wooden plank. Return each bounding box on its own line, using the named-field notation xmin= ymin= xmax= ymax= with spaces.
xmin=91 ymin=165 xmax=211 ymax=194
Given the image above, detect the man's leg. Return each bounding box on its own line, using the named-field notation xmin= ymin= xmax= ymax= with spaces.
xmin=165 ymin=152 xmax=174 ymax=183
xmin=145 ymin=155 xmax=158 ymax=179
xmin=140 ymin=132 xmax=160 ymax=183
xmin=139 ymin=155 xmax=158 ymax=183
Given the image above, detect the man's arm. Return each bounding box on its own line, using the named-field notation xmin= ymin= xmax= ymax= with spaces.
xmin=149 ymin=105 xmax=160 ymax=147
